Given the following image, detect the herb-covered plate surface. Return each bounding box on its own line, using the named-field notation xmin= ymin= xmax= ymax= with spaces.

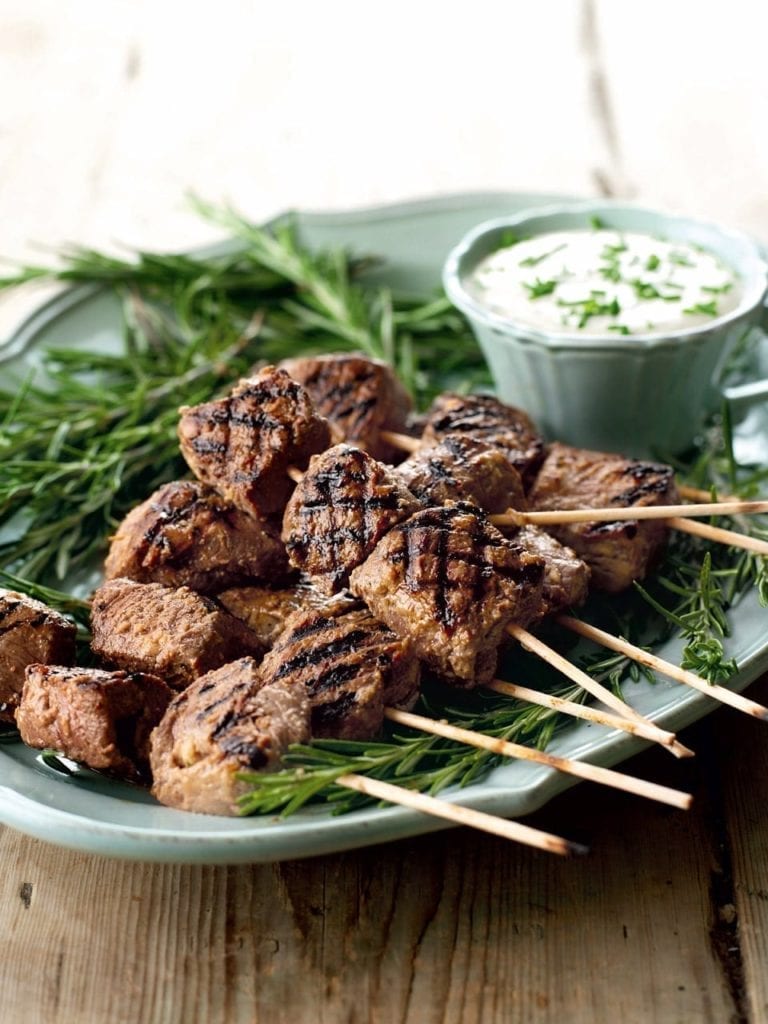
xmin=1 ymin=192 xmax=767 ymax=863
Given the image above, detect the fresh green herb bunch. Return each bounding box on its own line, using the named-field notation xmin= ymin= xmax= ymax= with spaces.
xmin=0 ymin=200 xmax=766 ymax=818
xmin=0 ymin=202 xmax=488 ymax=583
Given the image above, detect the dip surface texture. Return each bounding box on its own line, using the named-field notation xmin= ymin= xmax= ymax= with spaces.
xmin=468 ymin=229 xmax=740 ymax=336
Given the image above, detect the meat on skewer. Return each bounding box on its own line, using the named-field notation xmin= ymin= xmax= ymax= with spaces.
xmin=396 ymin=434 xmax=527 ymax=514
xmin=105 ymin=480 xmax=290 ymax=594
xmin=0 ymin=589 xmax=77 ymax=722
xmin=349 ymin=502 xmax=545 ymax=687
xmin=277 ymin=352 xmax=413 ymax=462
xmin=178 ymin=366 xmax=332 ymax=517
xmin=91 ymin=578 xmax=264 ymax=689
xmin=282 ymin=443 xmax=421 ymax=594
xmin=526 ymin=442 xmax=680 ymax=593
xmin=149 ymin=657 xmax=311 ymax=815
xmin=258 ymin=593 xmax=420 ymax=739
xmin=420 ymin=392 xmax=547 ymax=488
xmin=17 ymin=664 xmax=172 ymax=781
xmin=216 ymin=583 xmax=326 ymax=649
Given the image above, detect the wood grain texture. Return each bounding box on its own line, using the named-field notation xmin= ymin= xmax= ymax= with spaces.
xmin=2 ymin=1 xmax=768 ymax=1020
xmin=1 ymin=714 xmax=754 ymax=1024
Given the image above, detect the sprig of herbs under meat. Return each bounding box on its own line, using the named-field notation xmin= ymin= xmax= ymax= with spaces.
xmin=0 ymin=201 xmax=765 ymax=814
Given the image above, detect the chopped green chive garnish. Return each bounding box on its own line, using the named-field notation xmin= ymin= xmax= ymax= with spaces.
xmin=523 ymin=278 xmax=558 ymax=299
xmin=670 ymin=250 xmax=695 ymax=267
xmin=683 ymin=300 xmax=719 ymax=317
xmin=645 ymin=254 xmax=661 ymax=271
xmin=590 ymin=215 xmax=605 ymax=230
xmin=519 ymin=242 xmax=567 ymax=268
xmin=701 ymin=281 xmax=733 ymax=295
xmin=608 ymin=324 xmax=631 ymax=335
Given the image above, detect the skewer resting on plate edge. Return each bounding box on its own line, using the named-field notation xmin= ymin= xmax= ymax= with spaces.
xmin=385 ymin=707 xmax=692 ymax=809
xmin=557 ymin=615 xmax=768 ymax=722
xmin=507 ymin=623 xmax=695 ymax=759
xmin=336 ymin=772 xmax=588 ymax=856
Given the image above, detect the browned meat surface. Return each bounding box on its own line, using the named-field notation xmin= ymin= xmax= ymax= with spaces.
xmin=420 ymin=393 xmax=546 ymax=488
xmin=528 ymin=442 xmax=680 ymax=593
xmin=178 ymin=366 xmax=331 ymax=517
xmin=349 ymin=503 xmax=545 ymax=687
xmin=396 ymin=434 xmax=527 ymax=514
xmin=216 ymin=584 xmax=325 ymax=649
xmin=17 ymin=664 xmax=172 ymax=781
xmin=0 ymin=590 xmax=77 ymax=722
xmin=150 ymin=657 xmax=310 ymax=815
xmin=259 ymin=594 xmax=420 ymax=739
xmin=282 ymin=444 xmax=422 ymax=594
xmin=515 ymin=526 xmax=591 ymax=620
xmin=105 ymin=480 xmax=289 ymax=594
xmin=278 ymin=353 xmax=413 ymax=462
xmin=91 ymin=579 xmax=264 ymax=690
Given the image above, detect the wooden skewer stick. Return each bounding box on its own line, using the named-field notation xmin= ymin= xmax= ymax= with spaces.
xmin=491 ymin=499 xmax=768 ymax=528
xmin=557 ymin=615 xmax=768 ymax=722
xmin=679 ymin=484 xmax=740 ymax=503
xmin=385 ymin=707 xmax=692 ymax=810
xmin=507 ymin=623 xmax=695 ymax=759
xmin=336 ymin=772 xmax=587 ymax=856
xmin=486 ymin=679 xmax=682 ymax=745
xmin=380 ymin=429 xmax=421 ymax=453
xmin=667 ymin=516 xmax=768 ymax=556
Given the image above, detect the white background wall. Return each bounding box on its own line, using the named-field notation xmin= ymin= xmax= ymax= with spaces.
xmin=0 ymin=0 xmax=766 ymax=287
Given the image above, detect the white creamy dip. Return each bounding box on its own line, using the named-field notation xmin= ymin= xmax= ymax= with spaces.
xmin=467 ymin=228 xmax=741 ymax=336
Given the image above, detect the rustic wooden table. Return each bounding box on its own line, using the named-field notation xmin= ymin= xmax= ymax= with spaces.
xmin=1 ymin=2 xmax=767 ymax=1020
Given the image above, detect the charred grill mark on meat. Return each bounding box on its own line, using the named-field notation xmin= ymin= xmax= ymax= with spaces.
xmin=277 ymin=354 xmax=413 ymax=462
xmin=259 ymin=595 xmax=420 ymax=739
xmin=396 ymin=433 xmax=528 ymax=515
xmin=420 ymin=394 xmax=546 ymax=488
xmin=149 ymin=657 xmax=311 ymax=815
xmin=528 ymin=443 xmax=680 ymax=593
xmin=178 ymin=366 xmax=331 ymax=517
xmin=105 ymin=480 xmax=290 ymax=594
xmin=281 ymin=444 xmax=422 ymax=594
xmin=349 ymin=503 xmax=545 ymax=687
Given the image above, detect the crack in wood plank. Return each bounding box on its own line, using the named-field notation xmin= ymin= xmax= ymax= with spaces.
xmin=700 ymin=719 xmax=750 ymax=1023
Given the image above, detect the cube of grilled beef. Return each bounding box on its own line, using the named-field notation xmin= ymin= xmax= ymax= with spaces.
xmin=0 ymin=590 xmax=77 ymax=722
xmin=349 ymin=503 xmax=545 ymax=687
xmin=258 ymin=594 xmax=420 ymax=740
xmin=528 ymin=443 xmax=680 ymax=593
xmin=395 ymin=434 xmax=527 ymax=514
xmin=150 ymin=657 xmax=310 ymax=815
xmin=105 ymin=480 xmax=289 ymax=594
xmin=91 ymin=579 xmax=264 ymax=690
xmin=178 ymin=366 xmax=332 ymax=517
xmin=514 ymin=526 xmax=590 ymax=620
xmin=216 ymin=583 xmax=325 ymax=650
xmin=420 ymin=393 xmax=546 ymax=488
xmin=278 ymin=353 xmax=413 ymax=462
xmin=282 ymin=444 xmax=422 ymax=595
xmin=17 ymin=665 xmax=172 ymax=781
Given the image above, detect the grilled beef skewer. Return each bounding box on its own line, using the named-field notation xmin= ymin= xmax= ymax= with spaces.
xmin=91 ymin=579 xmax=264 ymax=689
xmin=105 ymin=480 xmax=290 ymax=594
xmin=0 ymin=590 xmax=77 ymax=722
xmin=277 ymin=353 xmax=413 ymax=463
xmin=17 ymin=665 xmax=172 ymax=781
xmin=178 ymin=365 xmax=331 ymax=518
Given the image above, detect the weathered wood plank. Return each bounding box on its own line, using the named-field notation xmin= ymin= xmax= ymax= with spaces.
xmin=0 ymin=723 xmax=739 ymax=1024
xmin=718 ymin=676 xmax=768 ymax=1023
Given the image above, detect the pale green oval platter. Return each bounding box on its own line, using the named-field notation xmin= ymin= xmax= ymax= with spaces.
xmin=1 ymin=192 xmax=767 ymax=863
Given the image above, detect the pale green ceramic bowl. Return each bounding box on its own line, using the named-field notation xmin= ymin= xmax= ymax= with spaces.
xmin=443 ymin=201 xmax=768 ymax=457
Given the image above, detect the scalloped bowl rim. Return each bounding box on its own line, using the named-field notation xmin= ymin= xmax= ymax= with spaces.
xmin=442 ymin=200 xmax=768 ymax=350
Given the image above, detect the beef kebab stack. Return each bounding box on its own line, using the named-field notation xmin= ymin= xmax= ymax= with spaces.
xmin=11 ymin=349 xmax=765 ymax=846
